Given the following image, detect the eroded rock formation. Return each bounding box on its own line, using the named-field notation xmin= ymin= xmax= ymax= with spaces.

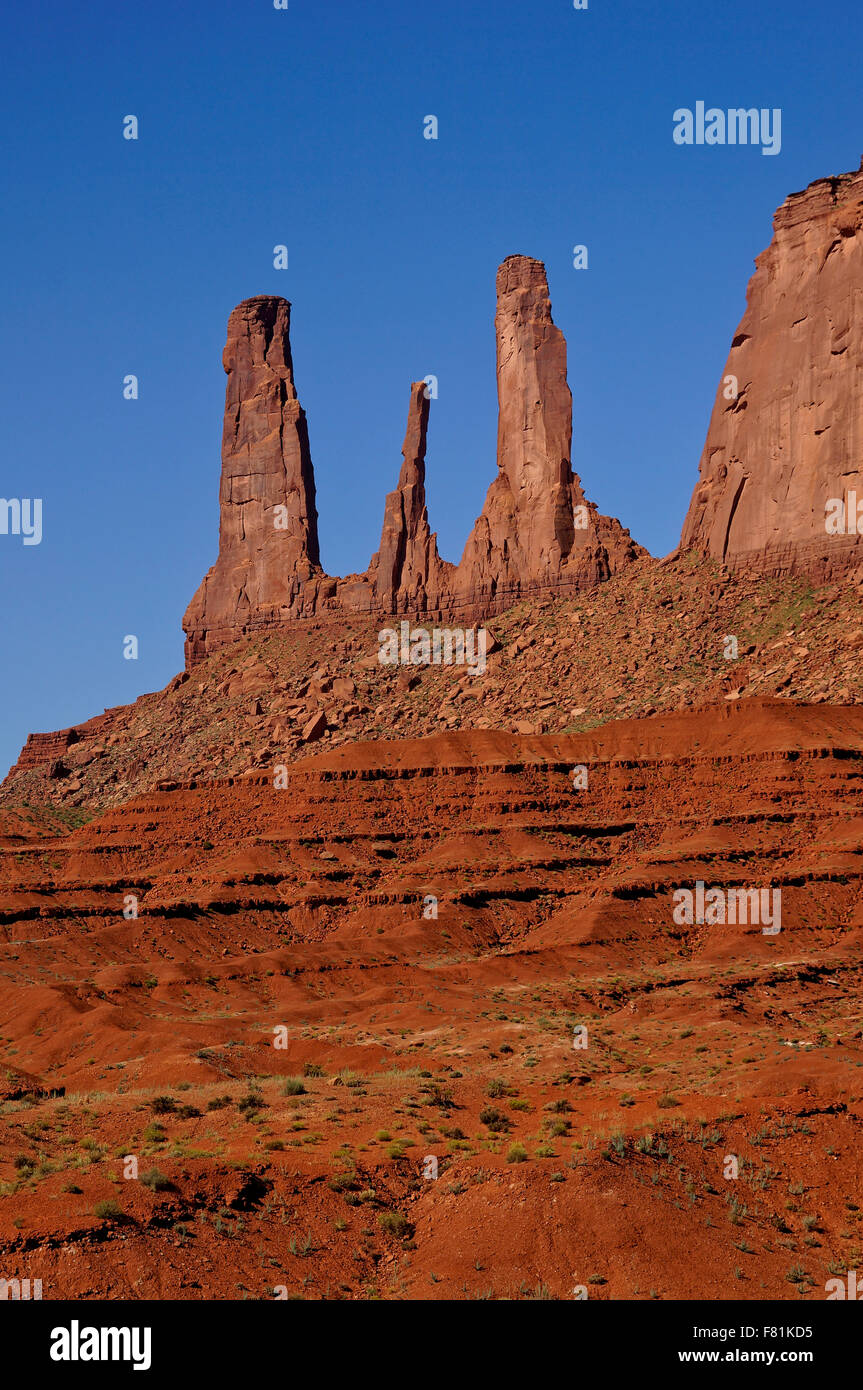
xmin=453 ymin=255 xmax=642 ymax=612
xmin=366 ymin=382 xmax=447 ymax=615
xmin=183 ymin=296 xmax=325 ymax=666
xmin=183 ymin=256 xmax=644 ymax=664
xmin=681 ymin=161 xmax=863 ymax=579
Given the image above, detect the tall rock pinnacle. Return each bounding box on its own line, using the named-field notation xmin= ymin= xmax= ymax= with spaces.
xmin=680 ymin=162 xmax=863 ymax=579
xmin=183 ymin=296 xmax=322 ymax=665
xmin=454 ymin=255 xmax=643 ymax=610
xmin=495 ymin=254 xmax=577 ymax=563
xmin=369 ymin=382 xmax=446 ymax=614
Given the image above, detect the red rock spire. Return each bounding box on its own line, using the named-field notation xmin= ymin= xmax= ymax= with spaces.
xmin=454 ymin=254 xmax=643 ymax=611
xmin=183 ymin=260 xmax=644 ymax=664
xmin=369 ymin=381 xmax=445 ymax=614
xmin=183 ymin=295 xmax=321 ymax=665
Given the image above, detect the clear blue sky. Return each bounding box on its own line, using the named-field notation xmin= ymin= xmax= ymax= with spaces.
xmin=1 ymin=0 xmax=860 ymax=778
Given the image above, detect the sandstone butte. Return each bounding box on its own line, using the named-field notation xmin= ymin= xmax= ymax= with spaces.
xmin=680 ymin=160 xmax=863 ymax=579
xmin=182 ymin=254 xmax=645 ymax=666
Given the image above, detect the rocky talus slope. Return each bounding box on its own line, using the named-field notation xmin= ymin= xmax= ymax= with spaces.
xmin=5 ymin=552 xmax=863 ymax=812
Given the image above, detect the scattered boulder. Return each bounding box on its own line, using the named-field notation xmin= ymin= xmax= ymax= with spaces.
xmin=302 ymin=711 xmax=327 ymax=742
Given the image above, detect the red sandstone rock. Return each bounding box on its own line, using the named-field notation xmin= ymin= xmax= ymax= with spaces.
xmin=183 ymin=296 xmax=323 ymax=666
xmin=681 ymin=161 xmax=863 ymax=580
xmin=8 ymin=708 xmax=121 ymax=777
xmin=301 ymin=710 xmax=327 ymax=742
xmin=182 ymin=258 xmax=644 ymax=664
xmin=367 ymin=382 xmax=447 ymax=614
xmin=454 ymin=256 xmax=643 ymax=612
xmin=14 ymin=729 xmax=77 ymax=772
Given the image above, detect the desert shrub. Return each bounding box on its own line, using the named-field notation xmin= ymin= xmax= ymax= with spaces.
xmin=94 ymin=1199 xmax=122 ymax=1221
xmin=328 ymin=1170 xmax=360 ymax=1193
xmin=140 ymin=1168 xmax=171 ymax=1192
xmin=479 ymin=1106 xmax=511 ymax=1133
xmin=421 ymin=1082 xmax=454 ymax=1111
xmin=149 ymin=1096 xmax=177 ymax=1115
xmin=377 ymin=1210 xmax=410 ymax=1238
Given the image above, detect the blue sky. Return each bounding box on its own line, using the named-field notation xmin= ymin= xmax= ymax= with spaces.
xmin=1 ymin=0 xmax=861 ymax=778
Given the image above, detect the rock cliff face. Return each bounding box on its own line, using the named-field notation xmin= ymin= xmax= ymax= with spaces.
xmin=183 ymin=257 xmax=644 ymax=664
xmin=680 ymin=162 xmax=863 ymax=579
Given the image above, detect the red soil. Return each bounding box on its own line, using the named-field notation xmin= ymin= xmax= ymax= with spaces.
xmin=1 ymin=698 xmax=861 ymax=1300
